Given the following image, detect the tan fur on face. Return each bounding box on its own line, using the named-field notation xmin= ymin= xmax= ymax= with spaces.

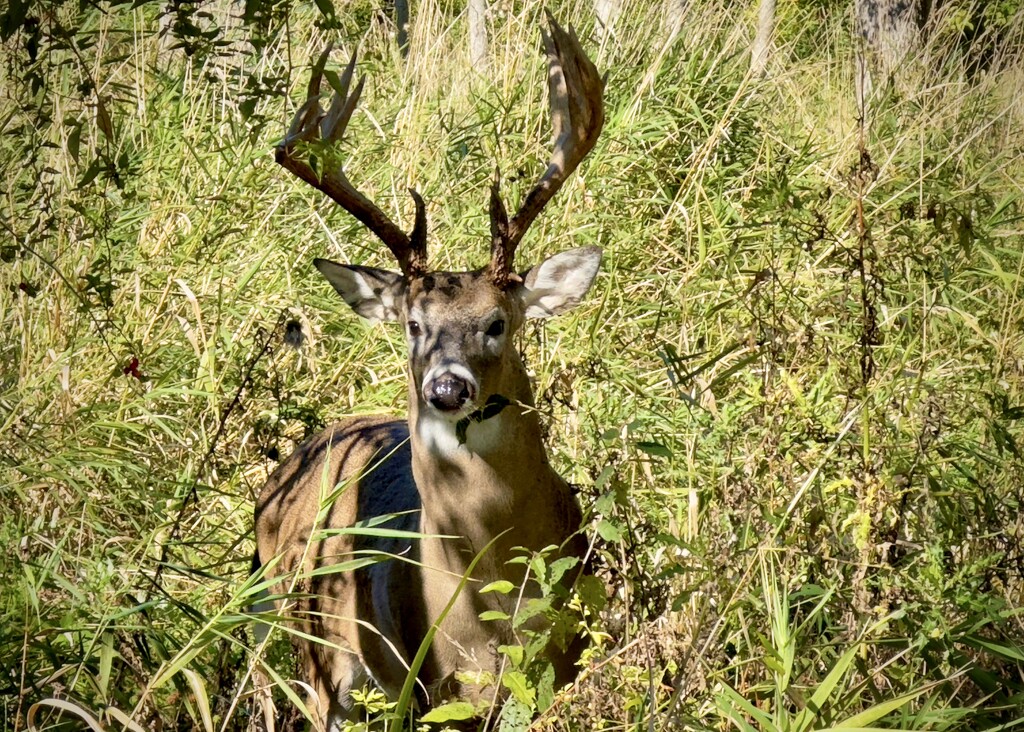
xmin=403 ymin=271 xmax=522 ymax=412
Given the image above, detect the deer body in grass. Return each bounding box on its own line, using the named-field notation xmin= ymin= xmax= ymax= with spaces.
xmin=254 ymin=16 xmax=604 ymax=727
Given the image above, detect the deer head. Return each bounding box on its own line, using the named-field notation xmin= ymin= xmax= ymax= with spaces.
xmin=276 ymin=13 xmax=604 ymax=440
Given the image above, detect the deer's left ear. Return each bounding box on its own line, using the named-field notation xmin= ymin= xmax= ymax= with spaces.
xmin=515 ymin=246 xmax=602 ymax=319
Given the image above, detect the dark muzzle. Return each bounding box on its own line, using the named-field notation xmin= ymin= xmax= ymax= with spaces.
xmin=426 ymin=374 xmax=474 ymax=412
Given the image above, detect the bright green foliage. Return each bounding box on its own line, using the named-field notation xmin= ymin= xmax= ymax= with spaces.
xmin=2 ymin=0 xmax=1024 ymax=730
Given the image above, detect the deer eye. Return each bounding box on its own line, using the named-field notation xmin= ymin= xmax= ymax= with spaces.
xmin=407 ymin=320 xmax=421 ymax=337
xmin=485 ymin=319 xmax=505 ymax=337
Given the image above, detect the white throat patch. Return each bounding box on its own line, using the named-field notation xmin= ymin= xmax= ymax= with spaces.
xmin=415 ymin=406 xmax=504 ymax=459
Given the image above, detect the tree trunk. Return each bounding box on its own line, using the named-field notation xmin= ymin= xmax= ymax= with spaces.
xmin=750 ymin=0 xmax=775 ymax=78
xmin=468 ymin=0 xmax=488 ymax=69
xmin=854 ymin=0 xmax=929 ymax=106
xmin=594 ymin=0 xmax=622 ymax=43
xmin=395 ymin=0 xmax=410 ymax=57
xmin=663 ymin=0 xmax=688 ymax=42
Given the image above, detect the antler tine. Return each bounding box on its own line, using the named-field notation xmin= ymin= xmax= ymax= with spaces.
xmin=489 ymin=12 xmax=605 ymax=288
xmin=321 ymin=50 xmax=361 ymax=143
xmin=409 ymin=188 xmax=427 ymax=259
xmin=276 ymin=48 xmax=428 ymax=278
xmin=489 ymin=167 xmax=511 ymax=276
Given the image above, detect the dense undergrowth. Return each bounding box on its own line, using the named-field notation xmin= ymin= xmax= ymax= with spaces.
xmin=2 ymin=0 xmax=1024 ymax=730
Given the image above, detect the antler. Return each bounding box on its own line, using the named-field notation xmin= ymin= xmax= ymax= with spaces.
xmin=489 ymin=12 xmax=605 ymax=288
xmin=276 ymin=47 xmax=428 ymax=278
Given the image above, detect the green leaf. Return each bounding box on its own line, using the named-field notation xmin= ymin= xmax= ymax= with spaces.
xmin=548 ymin=609 xmax=578 ymax=650
xmin=576 ymin=575 xmax=607 ymax=610
xmin=596 ymin=518 xmax=623 ymax=542
xmin=498 ymin=695 xmax=532 ymax=732
xmin=529 ymin=554 xmax=547 ymax=584
xmin=832 ymin=684 xmax=934 ymax=728
xmin=513 ymin=597 xmax=552 ymax=628
xmin=501 ymin=670 xmax=535 ymax=707
xmin=315 ymin=526 xmax=431 ymax=540
xmin=594 ymin=489 xmax=616 ymax=514
xmin=96 ymin=96 xmax=114 ymax=140
xmin=79 ymin=160 xmax=102 ymax=188
xmin=419 ymin=701 xmax=477 ymax=723
xmin=322 ymin=69 xmax=342 ymax=95
xmin=714 ymin=682 xmax=776 ymax=731
xmin=479 ymin=393 xmax=511 ymax=420
xmin=481 ymin=580 xmax=515 ymax=595
xmin=636 ymin=440 xmax=672 ymax=457
xmin=239 ymin=97 xmax=257 ymax=119
xmin=97 ymin=633 xmax=114 ymax=699
xmin=963 ymin=633 xmax=1024 ymax=662
xmin=457 ymin=394 xmax=511 ymax=444
xmin=312 ymin=0 xmax=336 ymax=21
xmin=594 ymin=465 xmax=614 ymax=491
xmin=805 ymin=644 xmax=859 ymax=717
xmin=479 ymin=610 xmax=511 ymax=622
xmin=536 ymin=661 xmax=556 ymax=712
xmin=497 ymin=643 xmax=524 ymax=666
xmin=67 ymin=122 xmax=81 ymax=162
xmin=181 ymin=668 xmax=213 ymax=732
xmin=393 ymin=535 xmax=503 ymax=726
xmin=307 ymin=557 xmax=381 ymax=576
xmin=547 ymin=556 xmax=579 ymax=586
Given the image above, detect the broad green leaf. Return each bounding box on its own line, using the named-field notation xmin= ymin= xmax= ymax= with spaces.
xmin=596 ymin=519 xmax=623 ymax=542
xmin=501 ymin=670 xmax=536 ymax=707
xmin=576 ymin=575 xmax=608 ymax=610
xmin=636 ymin=440 xmax=672 ymax=457
xmin=498 ymin=696 xmax=532 ymax=732
xmin=513 ymin=597 xmax=552 ymax=628
xmin=419 ymin=701 xmax=477 ymax=723
xmin=498 ymin=644 xmax=524 ymax=666
xmin=547 ymin=556 xmax=580 ymax=586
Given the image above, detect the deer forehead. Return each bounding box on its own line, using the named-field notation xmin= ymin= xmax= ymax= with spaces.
xmin=404 ymin=271 xmax=514 ymax=322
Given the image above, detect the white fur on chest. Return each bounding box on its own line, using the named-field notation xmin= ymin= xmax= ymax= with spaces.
xmin=414 ymin=408 xmax=505 ymax=459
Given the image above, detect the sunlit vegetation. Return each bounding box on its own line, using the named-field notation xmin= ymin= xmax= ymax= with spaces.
xmin=2 ymin=0 xmax=1023 ymax=729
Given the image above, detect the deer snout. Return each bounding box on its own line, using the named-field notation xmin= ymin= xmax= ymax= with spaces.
xmin=424 ymin=372 xmax=476 ymax=413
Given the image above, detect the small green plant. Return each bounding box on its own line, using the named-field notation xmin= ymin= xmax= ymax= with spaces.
xmin=712 ymin=556 xmax=962 ymax=732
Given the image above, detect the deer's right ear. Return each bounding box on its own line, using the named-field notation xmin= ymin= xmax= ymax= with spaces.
xmin=314 ymin=259 xmax=404 ymax=323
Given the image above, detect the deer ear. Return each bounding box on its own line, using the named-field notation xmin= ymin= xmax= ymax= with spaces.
xmin=314 ymin=259 xmax=404 ymax=323
xmin=516 ymin=246 xmax=602 ymax=319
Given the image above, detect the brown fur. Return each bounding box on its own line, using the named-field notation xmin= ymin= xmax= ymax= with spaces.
xmin=255 ymin=265 xmax=593 ymax=728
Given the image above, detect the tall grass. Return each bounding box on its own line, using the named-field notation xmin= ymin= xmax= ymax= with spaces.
xmin=2 ymin=0 xmax=1023 ymax=729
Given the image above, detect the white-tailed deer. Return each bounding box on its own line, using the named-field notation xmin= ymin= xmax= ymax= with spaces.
xmin=255 ymin=14 xmax=604 ymax=728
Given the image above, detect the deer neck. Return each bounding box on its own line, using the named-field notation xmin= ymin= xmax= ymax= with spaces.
xmin=406 ymin=355 xmax=565 ymax=561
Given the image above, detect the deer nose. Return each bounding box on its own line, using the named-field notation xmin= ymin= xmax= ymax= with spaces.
xmin=426 ymin=373 xmax=475 ymax=412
